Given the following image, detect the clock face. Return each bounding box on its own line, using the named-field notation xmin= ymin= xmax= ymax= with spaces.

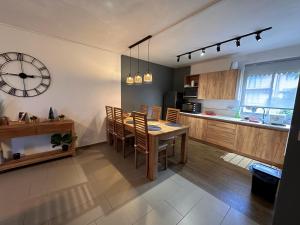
xmin=0 ymin=52 xmax=51 ymax=97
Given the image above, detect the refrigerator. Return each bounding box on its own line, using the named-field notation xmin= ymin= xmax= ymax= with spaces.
xmin=162 ymin=91 xmax=183 ymax=119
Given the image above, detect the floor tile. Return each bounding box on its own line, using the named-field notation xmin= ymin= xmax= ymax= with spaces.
xmin=221 ymin=208 xmax=259 ymax=225
xmin=178 ymin=194 xmax=230 ymax=225
xmin=133 ymin=201 xmax=182 ymax=225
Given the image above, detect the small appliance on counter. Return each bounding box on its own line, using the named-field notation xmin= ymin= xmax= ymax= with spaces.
xmin=181 ymin=102 xmax=202 ymax=114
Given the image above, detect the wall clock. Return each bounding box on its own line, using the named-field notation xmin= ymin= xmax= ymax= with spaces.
xmin=0 ymin=52 xmax=51 ymax=97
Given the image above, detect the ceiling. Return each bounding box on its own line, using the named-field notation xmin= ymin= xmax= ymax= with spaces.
xmin=0 ymin=0 xmax=299 ymax=68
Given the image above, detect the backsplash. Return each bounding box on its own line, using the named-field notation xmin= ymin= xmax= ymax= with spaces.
xmin=189 ymin=99 xmax=240 ymax=117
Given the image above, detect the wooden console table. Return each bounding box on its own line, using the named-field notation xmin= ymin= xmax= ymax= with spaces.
xmin=0 ymin=120 xmax=76 ymax=172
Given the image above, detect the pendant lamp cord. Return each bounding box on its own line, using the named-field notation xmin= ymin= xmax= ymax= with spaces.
xmin=148 ymin=39 xmax=150 ymax=73
xmin=137 ymin=45 xmax=140 ymax=73
xmin=129 ymin=48 xmax=132 ymax=76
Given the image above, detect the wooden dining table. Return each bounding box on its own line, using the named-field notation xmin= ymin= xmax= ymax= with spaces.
xmin=124 ymin=117 xmax=189 ymax=180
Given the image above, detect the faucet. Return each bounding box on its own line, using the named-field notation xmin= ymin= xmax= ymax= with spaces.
xmin=257 ymin=107 xmax=266 ymax=124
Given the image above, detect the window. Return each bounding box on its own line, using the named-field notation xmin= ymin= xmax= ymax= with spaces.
xmin=240 ymin=58 xmax=300 ymax=124
xmin=241 ymin=58 xmax=300 ymax=109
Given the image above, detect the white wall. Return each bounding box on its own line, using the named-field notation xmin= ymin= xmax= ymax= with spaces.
xmin=0 ymin=24 xmax=121 ymax=154
xmin=190 ymin=44 xmax=300 ymax=116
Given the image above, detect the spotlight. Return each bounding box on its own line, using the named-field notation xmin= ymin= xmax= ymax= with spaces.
xmin=217 ymin=44 xmax=221 ymax=52
xmin=236 ymin=38 xmax=240 ymax=47
xmin=188 ymin=53 xmax=191 ymax=59
xmin=256 ymin=32 xmax=262 ymax=42
xmin=177 ymin=56 xmax=180 ymax=62
xmin=200 ymin=49 xmax=205 ymax=56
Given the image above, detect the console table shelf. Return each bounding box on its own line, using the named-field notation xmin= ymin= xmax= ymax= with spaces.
xmin=0 ymin=120 xmax=76 ymax=172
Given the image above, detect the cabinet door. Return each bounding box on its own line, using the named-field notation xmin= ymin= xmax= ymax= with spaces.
xmin=220 ymin=70 xmax=238 ymax=99
xmin=256 ymin=128 xmax=288 ymax=163
xmin=197 ymin=73 xmax=208 ymax=99
xmin=205 ymin=72 xmax=222 ymax=99
xmin=272 ymin=131 xmax=288 ymax=165
xmin=236 ymin=125 xmax=259 ymax=156
xmin=179 ymin=115 xmax=206 ymax=140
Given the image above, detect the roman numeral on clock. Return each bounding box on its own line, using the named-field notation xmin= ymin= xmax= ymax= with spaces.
xmin=42 ymin=75 xmax=50 ymax=79
xmin=38 ymin=66 xmax=47 ymax=72
xmin=0 ymin=80 xmax=7 ymax=87
xmin=40 ymin=82 xmax=48 ymax=88
xmin=17 ymin=53 xmax=24 ymax=61
xmin=1 ymin=53 xmax=12 ymax=62
xmin=23 ymin=90 xmax=29 ymax=97
xmin=34 ymin=88 xmax=41 ymax=95
xmin=8 ymin=87 xmax=16 ymax=95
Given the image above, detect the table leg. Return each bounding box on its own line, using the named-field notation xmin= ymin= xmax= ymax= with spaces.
xmin=180 ymin=129 xmax=188 ymax=163
xmin=148 ymin=135 xmax=159 ymax=180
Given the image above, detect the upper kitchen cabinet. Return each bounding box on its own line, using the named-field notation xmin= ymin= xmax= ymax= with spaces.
xmin=197 ymin=69 xmax=239 ymax=100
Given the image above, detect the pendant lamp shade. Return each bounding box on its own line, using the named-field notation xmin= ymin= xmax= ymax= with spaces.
xmin=143 ymin=72 xmax=152 ymax=83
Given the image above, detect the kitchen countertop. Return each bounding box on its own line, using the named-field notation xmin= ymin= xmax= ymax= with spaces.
xmin=180 ymin=112 xmax=290 ymax=131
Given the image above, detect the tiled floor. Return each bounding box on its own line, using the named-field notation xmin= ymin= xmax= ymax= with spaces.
xmin=0 ymin=142 xmax=261 ymax=225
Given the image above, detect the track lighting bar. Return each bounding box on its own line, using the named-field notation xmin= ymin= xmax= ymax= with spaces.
xmin=176 ymin=27 xmax=272 ymax=60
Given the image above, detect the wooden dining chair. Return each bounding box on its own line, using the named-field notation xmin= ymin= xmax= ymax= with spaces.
xmin=113 ymin=107 xmax=134 ymax=158
xmin=166 ymin=108 xmax=180 ymax=123
xmin=132 ymin=111 xmax=168 ymax=176
xmin=165 ymin=108 xmax=180 ymax=156
xmin=151 ymin=105 xmax=162 ymax=121
xmin=105 ymin=106 xmax=115 ymax=145
xmin=140 ymin=104 xmax=148 ymax=115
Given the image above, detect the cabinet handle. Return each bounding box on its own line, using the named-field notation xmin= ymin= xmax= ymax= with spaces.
xmin=298 ymin=130 xmax=300 ymax=141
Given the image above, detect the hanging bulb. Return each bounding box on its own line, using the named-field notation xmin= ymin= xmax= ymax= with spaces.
xmin=256 ymin=32 xmax=262 ymax=42
xmin=143 ymin=72 xmax=152 ymax=84
xmin=200 ymin=49 xmax=205 ymax=56
xmin=177 ymin=56 xmax=180 ymax=62
xmin=134 ymin=73 xmax=142 ymax=84
xmin=217 ymin=44 xmax=221 ymax=52
xmin=236 ymin=38 xmax=241 ymax=47
xmin=188 ymin=53 xmax=191 ymax=59
xmin=126 ymin=74 xmax=134 ymax=85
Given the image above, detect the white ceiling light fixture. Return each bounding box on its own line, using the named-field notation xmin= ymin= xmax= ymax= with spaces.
xmin=144 ymin=39 xmax=153 ymax=84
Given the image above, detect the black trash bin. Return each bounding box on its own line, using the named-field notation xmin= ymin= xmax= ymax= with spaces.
xmin=249 ymin=163 xmax=282 ymax=203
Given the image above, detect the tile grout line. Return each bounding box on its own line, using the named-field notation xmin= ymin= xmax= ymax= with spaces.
xmin=219 ymin=206 xmax=231 ymax=225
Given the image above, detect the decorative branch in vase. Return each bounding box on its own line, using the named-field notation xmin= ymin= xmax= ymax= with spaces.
xmin=0 ymin=100 xmax=9 ymax=126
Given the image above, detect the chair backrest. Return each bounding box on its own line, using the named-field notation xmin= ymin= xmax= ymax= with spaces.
xmin=133 ymin=111 xmax=149 ymax=153
xmin=166 ymin=108 xmax=180 ymax=123
xmin=151 ymin=105 xmax=162 ymax=121
xmin=114 ymin=107 xmax=125 ymax=138
xmin=140 ymin=104 xmax=148 ymax=115
xmin=105 ymin=106 xmax=114 ymax=132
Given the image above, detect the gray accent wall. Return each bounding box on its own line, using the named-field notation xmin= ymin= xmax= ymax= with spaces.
xmin=121 ymin=55 xmax=173 ymax=112
xmin=172 ymin=66 xmax=191 ymax=92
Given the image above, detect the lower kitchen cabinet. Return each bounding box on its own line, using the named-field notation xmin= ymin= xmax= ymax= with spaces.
xmin=180 ymin=114 xmax=288 ymax=166
xmin=236 ymin=125 xmax=259 ymax=156
xmin=205 ymin=120 xmax=237 ymax=149
xmin=179 ymin=115 xmax=206 ymax=140
xmin=256 ymin=128 xmax=288 ymax=165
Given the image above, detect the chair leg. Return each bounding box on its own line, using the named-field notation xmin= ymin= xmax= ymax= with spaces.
xmin=135 ymin=149 xmax=138 ymax=169
xmin=165 ymin=150 xmax=168 ymax=170
xmin=122 ymin=140 xmax=126 ymax=158
xmin=146 ymin=153 xmax=149 ymax=177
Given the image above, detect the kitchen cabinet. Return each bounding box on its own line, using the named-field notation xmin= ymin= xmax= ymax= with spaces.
xmin=256 ymin=128 xmax=288 ymax=164
xmin=197 ymin=69 xmax=239 ymax=100
xmin=179 ymin=115 xmax=206 ymax=140
xmin=205 ymin=120 xmax=237 ymax=149
xmin=236 ymin=125 xmax=259 ymax=156
xmin=197 ymin=73 xmax=207 ymax=99
xmin=179 ymin=114 xmax=288 ymax=166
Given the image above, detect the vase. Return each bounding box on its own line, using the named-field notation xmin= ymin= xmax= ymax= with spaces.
xmin=62 ymin=145 xmax=69 ymax=151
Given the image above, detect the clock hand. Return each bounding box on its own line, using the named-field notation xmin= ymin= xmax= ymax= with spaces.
xmin=1 ymin=73 xmax=41 ymax=78
xmin=23 ymin=79 xmax=26 ymax=90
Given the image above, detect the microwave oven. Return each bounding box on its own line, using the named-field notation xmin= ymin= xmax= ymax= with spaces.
xmin=181 ymin=102 xmax=202 ymax=114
